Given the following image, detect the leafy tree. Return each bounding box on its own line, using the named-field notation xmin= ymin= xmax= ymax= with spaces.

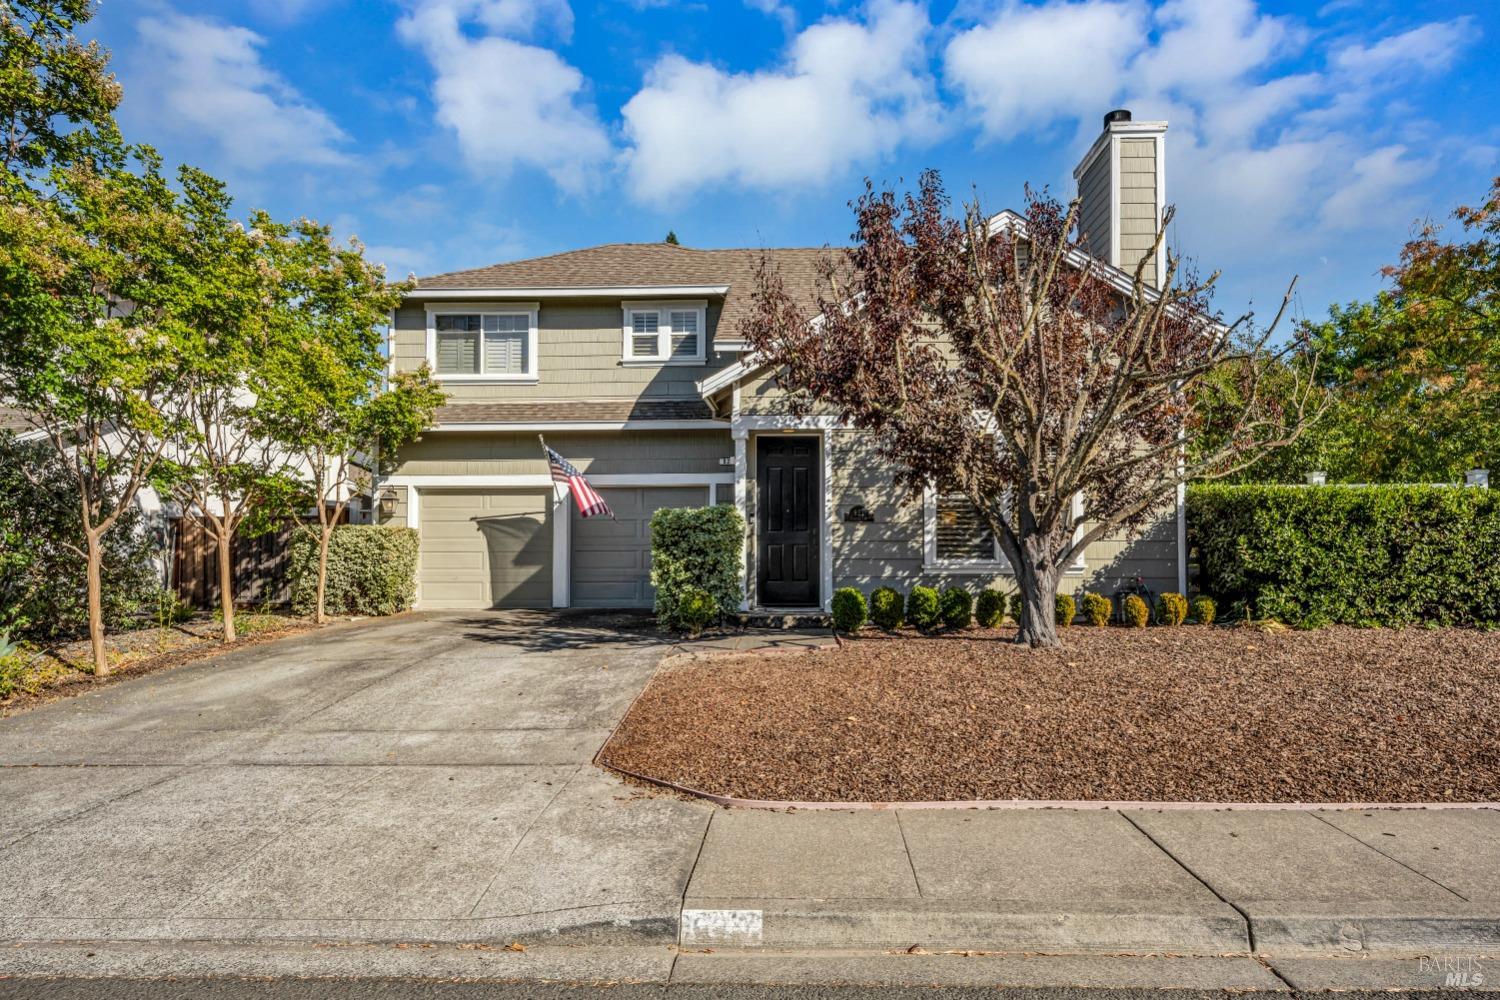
xmin=255 ymin=219 xmax=442 ymax=624
xmin=1199 ymin=178 xmax=1500 ymax=484
xmin=0 ymin=146 xmax=193 ymax=673
xmin=154 ymin=169 xmax=302 ymax=643
xmin=741 ymin=175 xmax=1320 ymax=647
xmin=1 ymin=0 xmax=121 ymax=181
xmin=0 ymin=431 xmax=157 ymax=640
xmin=664 ymin=230 xmax=679 ymax=245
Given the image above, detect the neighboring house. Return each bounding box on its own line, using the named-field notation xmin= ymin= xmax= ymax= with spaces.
xmin=375 ymin=110 xmax=1182 ymax=612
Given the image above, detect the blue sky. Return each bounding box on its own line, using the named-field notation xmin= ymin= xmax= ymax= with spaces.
xmin=89 ymin=0 xmax=1497 ymax=325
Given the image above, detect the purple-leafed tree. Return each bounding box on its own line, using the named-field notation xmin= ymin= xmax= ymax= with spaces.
xmin=739 ymin=173 xmax=1323 ymax=647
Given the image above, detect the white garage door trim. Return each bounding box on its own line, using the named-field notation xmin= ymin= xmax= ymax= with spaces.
xmin=388 ymin=472 xmax=734 ymax=608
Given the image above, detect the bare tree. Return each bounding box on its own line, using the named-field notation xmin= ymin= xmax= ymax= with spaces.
xmin=740 ymin=175 xmax=1323 ymax=647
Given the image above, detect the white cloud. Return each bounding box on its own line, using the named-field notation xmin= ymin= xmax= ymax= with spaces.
xmin=943 ymin=0 xmax=1147 ymax=134
xmin=129 ymin=11 xmax=349 ymax=170
xmin=397 ymin=0 xmax=608 ymax=193
xmin=620 ymin=0 xmax=945 ymax=203
xmin=1333 ymin=18 xmax=1473 ymax=81
xmin=941 ymin=0 xmax=1479 ymax=279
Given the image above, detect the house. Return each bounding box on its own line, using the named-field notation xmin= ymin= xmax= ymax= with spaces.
xmin=374 ymin=110 xmax=1182 ymax=612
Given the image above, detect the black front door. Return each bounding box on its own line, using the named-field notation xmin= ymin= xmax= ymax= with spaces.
xmin=756 ymin=435 xmax=819 ymax=607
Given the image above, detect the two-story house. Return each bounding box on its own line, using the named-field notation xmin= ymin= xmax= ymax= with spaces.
xmin=375 ymin=110 xmax=1182 ymax=612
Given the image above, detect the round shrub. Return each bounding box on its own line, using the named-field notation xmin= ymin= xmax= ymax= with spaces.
xmin=1055 ymin=593 xmax=1076 ymax=628
xmin=675 ymin=586 xmax=718 ymax=637
xmin=1190 ymin=595 xmax=1217 ymax=626
xmin=1123 ymin=594 xmax=1150 ymax=628
xmin=831 ymin=587 xmax=868 ymax=633
xmin=939 ymin=587 xmax=973 ymax=629
xmin=869 ymin=586 xmax=903 ymax=630
xmin=1008 ymin=592 xmax=1025 ymax=626
xmin=1081 ymin=592 xmax=1112 ymax=626
xmin=1156 ymin=592 xmax=1188 ymax=626
xmin=906 ymin=586 xmax=940 ymax=630
xmin=975 ymin=589 xmax=1006 ymax=628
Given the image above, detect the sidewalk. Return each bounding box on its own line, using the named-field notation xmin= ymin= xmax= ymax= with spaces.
xmin=1 ymin=612 xmax=1496 ymax=992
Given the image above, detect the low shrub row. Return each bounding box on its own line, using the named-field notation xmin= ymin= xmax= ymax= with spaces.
xmin=1189 ymin=483 xmax=1500 ymax=628
xmin=832 ymin=585 xmax=1216 ymax=632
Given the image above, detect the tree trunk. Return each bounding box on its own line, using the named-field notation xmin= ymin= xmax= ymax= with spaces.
xmin=314 ymin=523 xmax=332 ymax=625
xmin=1013 ymin=536 xmax=1063 ymax=648
xmin=85 ymin=528 xmax=109 ymax=676
xmin=216 ymin=528 xmax=236 ymax=643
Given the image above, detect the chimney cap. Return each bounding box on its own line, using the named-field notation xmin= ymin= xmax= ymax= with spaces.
xmin=1104 ymin=109 xmax=1132 ymax=127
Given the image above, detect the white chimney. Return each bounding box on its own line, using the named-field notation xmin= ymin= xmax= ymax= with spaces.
xmin=1072 ymin=109 xmax=1168 ymax=288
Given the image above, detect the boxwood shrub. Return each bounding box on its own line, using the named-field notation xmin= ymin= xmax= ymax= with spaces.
xmin=906 ymin=585 xmax=940 ymax=630
xmin=1190 ymin=595 xmax=1217 ymax=625
xmin=869 ymin=586 xmax=903 ymax=630
xmin=975 ymin=589 xmax=1006 ymax=628
xmin=1081 ymin=592 xmax=1112 ymax=626
xmin=939 ymin=587 xmax=973 ymax=629
xmin=289 ymin=525 xmax=420 ymax=617
xmin=831 ymin=586 xmax=868 ymax=633
xmin=1122 ymin=594 xmax=1150 ymax=628
xmin=1055 ymin=593 xmax=1076 ymax=627
xmin=650 ymin=505 xmax=745 ymax=633
xmin=1156 ymin=592 xmax=1188 ymax=626
xmin=1188 ymin=484 xmax=1500 ymax=626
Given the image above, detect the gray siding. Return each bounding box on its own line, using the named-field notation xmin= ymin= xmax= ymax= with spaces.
xmin=387 ymin=430 xmax=732 ymax=478
xmin=1077 ymin=149 xmax=1112 ymax=266
xmin=1117 ymin=137 xmax=1160 ymax=288
xmin=392 ymin=298 xmax=737 ymax=404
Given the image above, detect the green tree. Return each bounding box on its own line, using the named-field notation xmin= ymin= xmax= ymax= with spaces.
xmin=1 ymin=0 xmax=120 ymax=181
xmin=0 ymin=147 xmax=193 ymax=673
xmin=255 ymin=219 xmax=443 ymax=624
xmin=155 ymin=169 xmax=302 ymax=643
xmin=663 ymin=230 xmax=680 ymax=245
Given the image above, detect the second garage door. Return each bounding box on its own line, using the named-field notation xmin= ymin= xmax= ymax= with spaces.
xmin=419 ymin=488 xmax=553 ymax=609
xmin=570 ymin=486 xmax=710 ymax=607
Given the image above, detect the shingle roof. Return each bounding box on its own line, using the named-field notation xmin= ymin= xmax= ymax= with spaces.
xmin=416 ymin=243 xmax=831 ymax=336
xmin=434 ymin=399 xmax=717 ymax=425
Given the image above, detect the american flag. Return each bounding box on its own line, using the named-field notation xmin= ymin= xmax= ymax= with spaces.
xmin=545 ymin=444 xmax=614 ymax=519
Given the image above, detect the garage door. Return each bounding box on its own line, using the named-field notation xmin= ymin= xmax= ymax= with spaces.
xmin=570 ymin=486 xmax=710 ymax=607
xmin=418 ymin=488 xmax=552 ymax=609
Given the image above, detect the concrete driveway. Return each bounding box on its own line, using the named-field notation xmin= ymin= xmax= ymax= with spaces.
xmin=3 ymin=611 xmax=1499 ymax=991
xmin=0 ymin=611 xmax=715 ymax=944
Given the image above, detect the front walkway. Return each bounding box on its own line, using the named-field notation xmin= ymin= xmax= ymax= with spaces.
xmin=1 ymin=611 xmax=1496 ymax=991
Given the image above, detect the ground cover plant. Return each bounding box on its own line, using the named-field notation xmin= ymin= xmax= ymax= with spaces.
xmin=600 ymin=626 xmax=1500 ymax=803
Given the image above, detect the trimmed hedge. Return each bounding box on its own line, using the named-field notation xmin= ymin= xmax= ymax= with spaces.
xmin=1081 ymin=592 xmax=1112 ymax=626
xmin=1191 ymin=595 xmax=1217 ymax=625
xmin=1122 ymin=594 xmax=1150 ymax=628
xmin=1055 ymin=594 xmax=1076 ymax=627
xmin=870 ymin=586 xmax=903 ymax=630
xmin=289 ymin=525 xmax=420 ymax=617
xmin=906 ymin=585 xmax=940 ymax=629
xmin=975 ymin=589 xmax=1006 ymax=628
xmin=1156 ymin=592 xmax=1188 ymax=626
xmin=1189 ymin=484 xmax=1500 ymax=627
xmin=831 ymin=587 xmax=868 ymax=632
xmin=939 ymin=587 xmax=973 ymax=629
xmin=651 ymin=505 xmax=745 ymax=633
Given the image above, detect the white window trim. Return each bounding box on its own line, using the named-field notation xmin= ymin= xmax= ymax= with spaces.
xmin=425 ymin=302 xmax=540 ymax=383
xmin=621 ymin=299 xmax=707 ymax=365
xmin=922 ymin=488 xmax=1088 ymax=574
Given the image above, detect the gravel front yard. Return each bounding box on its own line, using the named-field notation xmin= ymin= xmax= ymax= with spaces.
xmin=599 ymin=625 xmax=1500 ymax=803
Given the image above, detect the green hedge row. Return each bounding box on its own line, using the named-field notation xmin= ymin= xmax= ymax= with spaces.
xmin=650 ymin=505 xmax=745 ymax=633
xmin=1188 ymin=484 xmax=1500 ymax=627
xmin=288 ymin=525 xmax=420 ymax=617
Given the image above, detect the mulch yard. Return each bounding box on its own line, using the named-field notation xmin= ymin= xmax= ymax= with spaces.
xmin=599 ymin=625 xmax=1500 ymax=803
xmin=0 ymin=611 xmax=321 ymax=716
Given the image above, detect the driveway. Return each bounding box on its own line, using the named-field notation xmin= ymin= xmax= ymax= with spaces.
xmin=0 ymin=611 xmax=715 ymax=944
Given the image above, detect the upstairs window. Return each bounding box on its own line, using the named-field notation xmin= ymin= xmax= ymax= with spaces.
xmin=427 ymin=305 xmax=538 ymax=381
xmin=622 ymin=300 xmax=706 ymax=363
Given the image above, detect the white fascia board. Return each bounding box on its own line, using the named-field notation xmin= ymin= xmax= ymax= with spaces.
xmin=412 ymin=285 xmax=729 ymax=300
xmin=386 ymin=473 xmax=734 ymax=487
xmin=698 ymin=353 xmax=765 ymax=397
xmin=428 ymin=420 xmax=728 ymax=432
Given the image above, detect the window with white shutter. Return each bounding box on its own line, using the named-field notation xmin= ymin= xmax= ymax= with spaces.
xmin=935 ymin=494 xmax=996 ymax=561
xmin=621 ymin=301 xmax=706 ymax=363
xmin=427 ymin=307 xmax=538 ymax=380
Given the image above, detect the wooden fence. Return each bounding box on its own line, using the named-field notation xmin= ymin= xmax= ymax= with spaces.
xmin=171 ymin=511 xmax=348 ymax=609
